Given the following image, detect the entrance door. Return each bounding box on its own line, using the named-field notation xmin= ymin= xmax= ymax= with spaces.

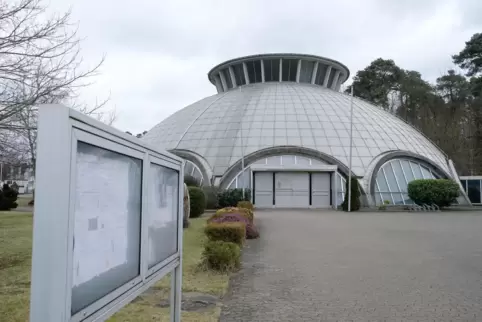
xmin=275 ymin=172 xmax=309 ymax=208
xmin=254 ymin=172 xmax=273 ymax=207
xmin=312 ymin=172 xmax=331 ymax=207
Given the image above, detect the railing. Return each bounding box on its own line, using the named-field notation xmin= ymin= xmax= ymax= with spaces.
xmin=408 ymin=203 xmax=440 ymax=212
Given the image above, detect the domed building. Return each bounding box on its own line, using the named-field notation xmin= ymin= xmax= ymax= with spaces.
xmin=143 ymin=53 xmax=470 ymax=208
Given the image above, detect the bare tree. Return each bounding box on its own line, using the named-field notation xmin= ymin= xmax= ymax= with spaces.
xmin=0 ymin=0 xmax=111 ymax=125
xmin=0 ymin=0 xmax=115 ymax=197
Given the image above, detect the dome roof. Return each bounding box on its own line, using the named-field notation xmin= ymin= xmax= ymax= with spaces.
xmin=142 ymin=82 xmax=449 ymax=178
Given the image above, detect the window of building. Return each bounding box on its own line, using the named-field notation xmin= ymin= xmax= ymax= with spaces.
xmin=232 ymin=64 xmax=246 ymax=86
xmin=299 ymin=60 xmax=315 ymax=83
xmin=328 ymin=68 xmax=336 ymax=88
xmin=315 ymin=64 xmax=328 ymax=85
xmin=183 ymin=160 xmax=204 ymax=185
xmin=282 ymin=59 xmax=298 ymax=82
xmin=246 ymin=60 xmax=262 ymax=83
xmin=374 ymin=159 xmax=438 ymax=205
xmin=222 ymin=69 xmax=233 ymax=89
xmin=467 ymin=180 xmax=481 ymax=204
xmin=263 ymin=59 xmax=280 ymax=82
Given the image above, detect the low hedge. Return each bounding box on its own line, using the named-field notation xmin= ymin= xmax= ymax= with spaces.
xmin=209 ymin=213 xmax=259 ymax=239
xmin=202 ymin=240 xmax=241 ymax=272
xmin=210 ymin=207 xmax=253 ymax=223
xmin=408 ymin=179 xmax=459 ymax=208
xmin=237 ymin=200 xmax=254 ymax=211
xmin=188 ymin=186 xmax=206 ymax=218
xmin=204 ymin=222 xmax=246 ymax=246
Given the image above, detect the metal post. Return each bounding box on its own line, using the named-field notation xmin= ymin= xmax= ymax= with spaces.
xmin=239 ymin=86 xmax=245 ymax=200
xmin=348 ymin=86 xmax=354 ymax=212
xmin=170 ymin=265 xmax=182 ymax=322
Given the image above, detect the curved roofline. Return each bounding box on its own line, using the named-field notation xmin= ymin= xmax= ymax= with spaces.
xmin=208 ymin=53 xmax=350 ymax=85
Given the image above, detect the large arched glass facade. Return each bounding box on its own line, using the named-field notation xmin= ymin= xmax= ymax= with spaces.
xmin=227 ymin=154 xmax=347 ymax=205
xmin=374 ymin=159 xmax=439 ymax=205
xmin=183 ymin=160 xmax=204 ymax=185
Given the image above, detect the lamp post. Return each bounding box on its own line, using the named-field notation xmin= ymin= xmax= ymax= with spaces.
xmin=348 ymin=86 xmax=354 ymax=212
xmin=239 ymin=85 xmax=245 ymax=200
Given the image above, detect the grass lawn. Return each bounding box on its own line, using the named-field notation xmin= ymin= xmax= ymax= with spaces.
xmin=16 ymin=195 xmax=33 ymax=208
xmin=0 ymin=213 xmax=230 ymax=322
xmin=0 ymin=212 xmax=33 ymax=322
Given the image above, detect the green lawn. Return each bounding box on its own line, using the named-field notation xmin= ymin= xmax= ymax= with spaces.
xmin=0 ymin=212 xmax=33 ymax=322
xmin=16 ymin=195 xmax=33 ymax=208
xmin=0 ymin=213 xmax=230 ymax=322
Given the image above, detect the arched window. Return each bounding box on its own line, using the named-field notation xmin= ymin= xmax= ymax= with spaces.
xmin=374 ymin=159 xmax=439 ymax=205
xmin=183 ymin=160 xmax=204 ymax=185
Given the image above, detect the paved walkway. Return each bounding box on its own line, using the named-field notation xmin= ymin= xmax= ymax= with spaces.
xmin=220 ymin=210 xmax=482 ymax=322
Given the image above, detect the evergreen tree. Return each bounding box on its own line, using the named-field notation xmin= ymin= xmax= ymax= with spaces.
xmin=341 ymin=177 xmax=361 ymax=212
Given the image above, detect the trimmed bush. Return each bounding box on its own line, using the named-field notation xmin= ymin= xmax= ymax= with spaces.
xmin=205 ymin=222 xmax=246 ymax=245
xmin=341 ymin=177 xmax=361 ymax=211
xmin=203 ymin=186 xmax=220 ymax=209
xmin=188 ymin=186 xmax=206 ymax=218
xmin=218 ymin=188 xmax=251 ymax=208
xmin=210 ymin=212 xmax=250 ymax=225
xmin=408 ymin=179 xmax=459 ymax=208
xmin=184 ymin=175 xmax=200 ymax=187
xmin=210 ymin=213 xmax=259 ymax=240
xmin=202 ymin=240 xmax=241 ymax=272
xmin=210 ymin=207 xmax=253 ymax=223
xmin=0 ymin=184 xmax=18 ymax=211
xmin=237 ymin=200 xmax=254 ymax=211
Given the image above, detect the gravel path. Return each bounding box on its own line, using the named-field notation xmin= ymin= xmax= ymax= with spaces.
xmin=220 ymin=210 xmax=482 ymax=322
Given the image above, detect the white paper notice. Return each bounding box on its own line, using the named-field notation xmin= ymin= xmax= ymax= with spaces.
xmin=147 ymin=164 xmax=178 ymax=268
xmin=72 ymin=143 xmax=137 ymax=287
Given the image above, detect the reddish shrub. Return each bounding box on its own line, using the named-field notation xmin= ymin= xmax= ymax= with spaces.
xmin=211 ymin=213 xmax=250 ymax=225
xmin=211 ymin=213 xmax=259 ymax=239
xmin=210 ymin=207 xmax=253 ymax=223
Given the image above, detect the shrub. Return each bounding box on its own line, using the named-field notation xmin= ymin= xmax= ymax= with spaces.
xmin=0 ymin=184 xmax=18 ymax=211
xmin=183 ymin=183 xmax=190 ymax=228
xmin=211 ymin=207 xmax=253 ymax=223
xmin=188 ymin=186 xmax=206 ymax=218
xmin=205 ymin=222 xmax=246 ymax=245
xmin=408 ymin=179 xmax=459 ymax=208
xmin=202 ymin=240 xmax=241 ymax=272
xmin=184 ymin=175 xmax=200 ymax=187
xmin=341 ymin=177 xmax=361 ymax=211
xmin=237 ymin=200 xmax=254 ymax=211
xmin=378 ymin=200 xmax=390 ymax=211
xmin=210 ymin=213 xmax=259 ymax=239
xmin=218 ymin=188 xmax=251 ymax=208
xmin=203 ymin=186 xmax=220 ymax=209
xmin=210 ymin=212 xmax=250 ymax=225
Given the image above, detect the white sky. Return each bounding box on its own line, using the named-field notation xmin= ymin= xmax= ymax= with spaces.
xmin=48 ymin=0 xmax=482 ymax=134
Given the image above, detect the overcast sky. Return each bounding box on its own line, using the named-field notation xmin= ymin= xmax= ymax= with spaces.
xmin=49 ymin=0 xmax=482 ymax=134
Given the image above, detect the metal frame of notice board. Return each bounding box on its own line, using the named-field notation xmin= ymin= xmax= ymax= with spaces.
xmin=29 ymin=104 xmax=184 ymax=322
